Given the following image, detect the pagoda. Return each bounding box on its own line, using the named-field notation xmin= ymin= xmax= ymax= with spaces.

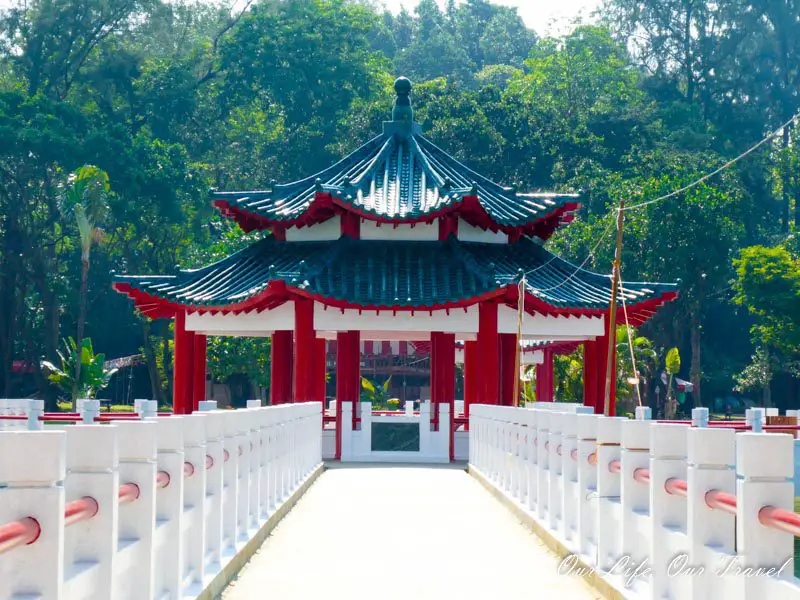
xmin=113 ymin=77 xmax=677 ymax=445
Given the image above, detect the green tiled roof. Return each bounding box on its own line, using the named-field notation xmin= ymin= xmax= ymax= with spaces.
xmin=113 ymin=236 xmax=677 ymax=312
xmin=212 ymin=78 xmax=579 ymax=236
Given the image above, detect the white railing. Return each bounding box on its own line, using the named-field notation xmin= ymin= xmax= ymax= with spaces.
xmin=0 ymin=400 xmax=322 ymax=599
xmin=469 ymin=403 xmax=800 ymax=600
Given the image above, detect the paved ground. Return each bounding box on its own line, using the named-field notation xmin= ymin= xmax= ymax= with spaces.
xmin=222 ymin=466 xmax=602 ymax=600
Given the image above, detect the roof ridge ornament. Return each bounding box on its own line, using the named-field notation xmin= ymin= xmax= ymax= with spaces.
xmin=384 ymin=76 xmax=420 ymax=137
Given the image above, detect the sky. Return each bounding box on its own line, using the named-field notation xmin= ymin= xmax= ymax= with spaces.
xmin=381 ymin=0 xmax=602 ymax=36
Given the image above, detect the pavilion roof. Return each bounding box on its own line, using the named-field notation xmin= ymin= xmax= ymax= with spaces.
xmin=113 ymin=235 xmax=677 ymax=323
xmin=212 ymin=78 xmax=579 ymax=240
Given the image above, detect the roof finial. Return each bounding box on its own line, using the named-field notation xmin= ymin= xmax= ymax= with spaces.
xmin=392 ymin=77 xmax=413 ymax=123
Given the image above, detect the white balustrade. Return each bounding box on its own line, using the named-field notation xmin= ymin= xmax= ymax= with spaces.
xmin=469 ymin=403 xmax=800 ymax=600
xmin=0 ymin=402 xmax=322 ymax=599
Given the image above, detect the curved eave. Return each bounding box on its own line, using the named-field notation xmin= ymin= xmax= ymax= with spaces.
xmin=113 ymin=278 xmax=677 ymax=326
xmin=214 ymin=192 xmax=579 ymax=241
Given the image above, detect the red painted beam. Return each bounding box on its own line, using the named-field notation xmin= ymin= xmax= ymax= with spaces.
xmin=270 ymin=330 xmax=293 ymax=405
xmin=293 ymin=298 xmax=316 ymax=403
xmin=477 ymin=301 xmax=500 ymax=405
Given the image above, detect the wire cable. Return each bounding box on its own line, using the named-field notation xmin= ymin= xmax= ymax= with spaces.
xmin=623 ymin=112 xmax=800 ymax=212
xmin=618 ymin=274 xmax=643 ymax=407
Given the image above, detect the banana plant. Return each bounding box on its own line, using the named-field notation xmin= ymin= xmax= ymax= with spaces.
xmin=42 ymin=337 xmax=118 ymax=402
xmin=361 ymin=376 xmax=392 ymax=409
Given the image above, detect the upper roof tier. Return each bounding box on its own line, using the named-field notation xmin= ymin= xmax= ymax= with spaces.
xmin=212 ymin=77 xmax=580 ymax=240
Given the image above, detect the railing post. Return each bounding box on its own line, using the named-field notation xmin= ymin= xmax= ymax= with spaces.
xmin=63 ymin=425 xmax=119 ymax=599
xmin=80 ymin=399 xmax=100 ymax=424
xmin=576 ymin=413 xmax=599 ymax=558
xmin=181 ymin=413 xmax=208 ymax=587
xmin=525 ymin=408 xmax=538 ymax=512
xmin=548 ymin=411 xmax=565 ymax=532
xmin=202 ymin=410 xmax=224 ymax=567
xmin=736 ymin=432 xmax=795 ymax=592
xmin=221 ymin=411 xmax=239 ymax=550
xmin=535 ymin=410 xmax=550 ymax=521
xmin=153 ymin=417 xmax=185 ymax=599
xmin=562 ymin=407 xmax=592 ymax=544
xmin=621 ymin=414 xmax=651 ymax=573
xmin=687 ymin=425 xmax=736 ymax=599
xmin=27 ymin=399 xmax=44 ymax=431
xmin=0 ymin=431 xmax=66 ymax=599
xmin=112 ymin=420 xmax=158 ymax=599
xmin=650 ymin=423 xmax=689 ymax=600
xmin=596 ymin=416 xmax=625 ymax=570
xmin=691 ymin=407 xmax=709 ymax=428
xmin=340 ymin=403 xmax=353 ymax=462
xmin=235 ymin=410 xmax=252 ymax=541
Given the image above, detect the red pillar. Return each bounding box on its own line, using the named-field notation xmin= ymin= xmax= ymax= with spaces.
xmin=431 ymin=332 xmax=455 ymax=459
xmin=173 ymin=311 xmax=194 ymax=414
xmin=192 ymin=333 xmax=207 ymax=412
xmin=477 ymin=301 xmax=500 ymax=404
xmin=499 ymin=333 xmax=517 ymax=406
xmin=583 ymin=340 xmax=597 ymax=411
xmin=335 ymin=331 xmax=359 ymax=460
xmin=463 ymin=340 xmax=477 ymax=419
xmin=349 ymin=331 xmax=361 ymax=430
xmin=535 ymin=349 xmax=555 ymax=402
xmin=314 ymin=338 xmax=327 ymax=404
xmin=430 ymin=333 xmax=440 ymax=429
xmin=270 ymin=330 xmax=293 ymax=405
xmin=293 ymin=298 xmax=315 ymax=403
xmin=595 ymin=319 xmax=617 ymax=416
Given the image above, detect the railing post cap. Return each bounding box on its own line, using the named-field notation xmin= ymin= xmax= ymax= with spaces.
xmin=576 ymin=413 xmax=599 ymax=440
xmin=154 ymin=416 xmax=185 ymax=452
xmin=687 ymin=426 xmax=735 ymax=466
xmin=635 ymin=406 xmax=652 ymax=420
xmin=181 ymin=413 xmax=208 ymax=446
xmin=622 ymin=419 xmax=651 ymax=450
xmin=113 ymin=420 xmax=158 ymax=460
xmin=736 ymin=432 xmax=794 ymax=478
xmin=595 ymin=415 xmax=626 ymax=444
xmin=66 ymin=424 xmax=118 ymax=470
xmin=0 ymin=431 xmax=66 ymax=483
xmin=534 ymin=409 xmax=550 ymax=429
xmin=548 ymin=411 xmax=566 ymax=434
xmin=650 ymin=423 xmax=688 ymax=459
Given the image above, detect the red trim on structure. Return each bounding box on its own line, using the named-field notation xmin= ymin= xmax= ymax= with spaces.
xmin=192 ymin=334 xmax=207 ymax=412
xmin=463 ymin=340 xmax=477 ymax=419
xmin=477 ymin=302 xmax=500 ymax=405
xmin=293 ymin=298 xmax=315 ymax=403
xmin=341 ymin=212 xmax=361 ymax=238
xmin=335 ymin=331 xmax=357 ymax=459
xmin=540 ymin=349 xmax=554 ymax=402
xmin=438 ymin=214 xmax=458 ymax=240
xmin=270 ymin=330 xmax=293 ymax=405
xmin=583 ymin=340 xmax=597 ymax=411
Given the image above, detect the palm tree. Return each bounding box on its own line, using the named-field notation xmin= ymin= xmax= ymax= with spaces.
xmin=616 ymin=325 xmax=658 ymax=411
xmin=59 ymin=166 xmax=111 ymax=400
xmin=42 ymin=337 xmax=118 ymax=401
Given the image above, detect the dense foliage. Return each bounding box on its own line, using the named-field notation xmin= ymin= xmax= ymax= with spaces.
xmin=0 ymin=0 xmax=797 ymax=409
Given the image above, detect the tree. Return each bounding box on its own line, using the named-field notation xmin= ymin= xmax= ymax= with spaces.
xmin=59 ymin=165 xmax=112 ymax=400
xmin=664 ymin=347 xmax=681 ymax=418
xmin=616 ymin=325 xmax=659 ymax=412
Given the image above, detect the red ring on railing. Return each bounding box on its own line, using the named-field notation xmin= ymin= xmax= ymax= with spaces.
xmin=556 ymin=445 xmax=563 ymax=456
xmin=183 ymin=461 xmax=195 ymax=478
xmin=570 ymin=449 xmax=578 ymax=461
xmin=65 ymin=496 xmax=99 ymax=527
xmin=588 ymin=451 xmax=597 ymax=466
xmin=118 ymin=483 xmax=140 ymax=505
xmin=608 ymin=459 xmax=622 ymax=474
xmin=156 ymin=470 xmax=171 ymax=489
xmin=705 ymin=489 xmax=737 ymax=515
xmin=0 ymin=517 xmax=41 ymax=555
xmin=664 ymin=478 xmax=687 ymax=497
xmin=223 ymin=449 xmax=230 ymax=462
xmin=758 ymin=506 xmax=800 ymax=536
xmin=633 ymin=468 xmax=650 ymax=484
xmin=206 ymin=454 xmax=214 ymax=469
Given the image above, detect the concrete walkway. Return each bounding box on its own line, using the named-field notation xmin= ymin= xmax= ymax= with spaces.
xmin=222 ymin=466 xmax=602 ymax=600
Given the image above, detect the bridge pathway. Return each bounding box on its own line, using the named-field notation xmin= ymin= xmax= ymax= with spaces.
xmin=222 ymin=466 xmax=601 ymax=600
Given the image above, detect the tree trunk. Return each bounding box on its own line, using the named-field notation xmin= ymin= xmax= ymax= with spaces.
xmin=72 ymin=257 xmax=90 ymax=401
xmin=690 ymin=303 xmax=702 ymax=407
xmin=141 ymin=318 xmax=163 ymax=403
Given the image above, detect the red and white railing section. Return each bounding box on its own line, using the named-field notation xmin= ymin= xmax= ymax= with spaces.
xmin=0 ymin=400 xmax=322 ymax=599
xmin=469 ymin=403 xmax=800 ymax=600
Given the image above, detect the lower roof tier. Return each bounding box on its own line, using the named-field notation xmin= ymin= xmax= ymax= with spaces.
xmin=113 ymin=236 xmax=677 ymax=320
